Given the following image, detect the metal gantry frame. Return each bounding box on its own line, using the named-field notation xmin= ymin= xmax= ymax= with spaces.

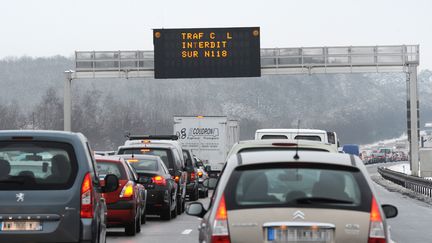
xmin=66 ymin=45 xmax=421 ymax=175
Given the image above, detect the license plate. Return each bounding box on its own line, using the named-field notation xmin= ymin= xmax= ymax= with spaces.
xmin=1 ymin=221 xmax=42 ymax=231
xmin=266 ymin=226 xmax=334 ymax=243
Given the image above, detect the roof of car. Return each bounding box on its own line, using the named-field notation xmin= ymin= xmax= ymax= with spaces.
xmin=0 ymin=130 xmax=85 ymax=139
xmin=228 ymin=139 xmax=337 ymax=156
xmin=230 ymin=150 xmax=357 ymax=167
xmin=255 ymin=128 xmax=327 ymax=133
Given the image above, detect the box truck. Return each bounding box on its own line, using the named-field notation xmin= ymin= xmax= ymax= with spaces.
xmin=174 ymin=116 xmax=240 ymax=174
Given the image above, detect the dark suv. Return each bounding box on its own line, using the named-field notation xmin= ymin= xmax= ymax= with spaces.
xmin=0 ymin=130 xmax=118 ymax=243
xmin=117 ymin=136 xmax=187 ymax=214
xmin=182 ymin=149 xmax=199 ymax=201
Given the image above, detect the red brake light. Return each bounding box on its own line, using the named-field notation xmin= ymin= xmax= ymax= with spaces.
xmin=190 ymin=172 xmax=196 ymax=182
xmin=211 ymin=194 xmax=230 ymax=243
xmin=153 ymin=176 xmax=167 ymax=186
xmin=368 ymin=197 xmax=386 ymax=243
xmin=80 ymin=172 xmax=93 ymax=218
xmin=174 ymin=175 xmax=180 ymax=183
xmin=198 ymin=171 xmax=203 ymax=177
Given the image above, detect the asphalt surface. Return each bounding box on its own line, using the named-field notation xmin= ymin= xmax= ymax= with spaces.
xmin=107 ymin=196 xmax=210 ymax=243
xmin=107 ymin=163 xmax=432 ymax=243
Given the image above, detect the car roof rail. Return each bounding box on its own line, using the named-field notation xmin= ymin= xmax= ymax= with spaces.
xmin=128 ymin=135 xmax=179 ymax=141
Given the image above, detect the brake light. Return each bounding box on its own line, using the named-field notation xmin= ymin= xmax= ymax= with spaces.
xmin=190 ymin=172 xmax=196 ymax=182
xmin=198 ymin=171 xmax=203 ymax=177
xmin=272 ymin=143 xmax=297 ymax=147
xmin=80 ymin=173 xmax=93 ymax=218
xmin=173 ymin=175 xmax=180 ymax=183
xmin=120 ymin=181 xmax=134 ymax=198
xmin=211 ymin=194 xmax=230 ymax=243
xmin=368 ymin=197 xmax=386 ymax=243
xmin=153 ymin=176 xmax=167 ymax=186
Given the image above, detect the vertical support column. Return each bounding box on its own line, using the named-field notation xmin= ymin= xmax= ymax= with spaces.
xmin=64 ymin=70 xmax=73 ymax=132
xmin=407 ymin=64 xmax=420 ymax=176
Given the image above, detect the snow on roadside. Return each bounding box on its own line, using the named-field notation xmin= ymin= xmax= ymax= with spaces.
xmin=387 ymin=163 xmax=411 ymax=175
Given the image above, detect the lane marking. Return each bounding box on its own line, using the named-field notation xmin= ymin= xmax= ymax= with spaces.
xmin=182 ymin=229 xmax=193 ymax=235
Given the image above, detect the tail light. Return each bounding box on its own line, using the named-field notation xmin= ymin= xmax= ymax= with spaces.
xmin=211 ymin=194 xmax=230 ymax=243
xmin=173 ymin=175 xmax=180 ymax=183
xmin=153 ymin=176 xmax=167 ymax=186
xmin=120 ymin=181 xmax=134 ymax=198
xmin=368 ymin=197 xmax=386 ymax=243
xmin=198 ymin=171 xmax=203 ymax=178
xmin=190 ymin=172 xmax=196 ymax=182
xmin=80 ymin=173 xmax=93 ymax=218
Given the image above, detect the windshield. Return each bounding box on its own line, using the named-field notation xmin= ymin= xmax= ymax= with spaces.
xmin=118 ymin=148 xmax=173 ymax=169
xmin=96 ymin=161 xmax=126 ymax=180
xmin=126 ymin=158 xmax=159 ymax=172
xmin=225 ymin=163 xmax=372 ymax=212
xmin=0 ymin=141 xmax=78 ymax=190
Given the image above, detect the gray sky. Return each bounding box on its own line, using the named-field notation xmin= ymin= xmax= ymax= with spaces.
xmin=1 ymin=0 xmax=431 ymax=70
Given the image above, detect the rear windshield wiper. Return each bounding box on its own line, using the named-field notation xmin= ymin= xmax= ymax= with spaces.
xmin=0 ymin=179 xmax=26 ymax=184
xmin=295 ymin=197 xmax=353 ymax=204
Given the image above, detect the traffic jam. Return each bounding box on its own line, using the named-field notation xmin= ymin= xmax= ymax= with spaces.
xmin=0 ymin=26 xmax=426 ymax=243
xmin=0 ymin=116 xmax=400 ymax=243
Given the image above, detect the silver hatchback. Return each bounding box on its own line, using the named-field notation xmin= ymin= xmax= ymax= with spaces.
xmin=187 ymin=150 xmax=397 ymax=243
xmin=0 ymin=130 xmax=118 ymax=243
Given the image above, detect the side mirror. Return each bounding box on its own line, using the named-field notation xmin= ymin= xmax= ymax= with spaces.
xmin=205 ymin=165 xmax=211 ymax=172
xmin=186 ymin=202 xmax=206 ymax=218
xmin=203 ymin=178 xmax=218 ymax=189
xmin=103 ymin=174 xmax=119 ymax=193
xmin=382 ymin=204 xmax=398 ymax=219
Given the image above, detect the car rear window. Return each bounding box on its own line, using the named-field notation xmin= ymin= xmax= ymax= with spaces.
xmin=261 ymin=135 xmax=288 ymax=139
xmin=96 ymin=161 xmax=127 ymax=180
xmin=224 ymin=163 xmax=372 ymax=212
xmin=0 ymin=141 xmax=78 ymax=190
xmin=294 ymin=135 xmax=322 ymax=141
xmin=126 ymin=158 xmax=158 ymax=172
xmin=118 ymin=148 xmax=173 ymax=169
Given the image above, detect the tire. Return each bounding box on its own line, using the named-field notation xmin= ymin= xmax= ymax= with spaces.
xmin=181 ymin=198 xmax=186 ymax=213
xmin=136 ymin=210 xmax=141 ymax=233
xmin=177 ymin=196 xmax=182 ymax=215
xmin=141 ymin=207 xmax=146 ymax=224
xmin=192 ymin=187 xmax=199 ymax=201
xmin=125 ymin=215 xmax=137 ymax=236
xmin=205 ymin=189 xmax=209 ymax=197
xmin=161 ymin=199 xmax=172 ymax=220
xmin=171 ymin=203 xmax=177 ymax=218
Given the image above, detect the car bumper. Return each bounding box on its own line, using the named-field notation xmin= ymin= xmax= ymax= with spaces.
xmin=106 ymin=200 xmax=136 ymax=226
xmin=146 ymin=189 xmax=170 ymax=213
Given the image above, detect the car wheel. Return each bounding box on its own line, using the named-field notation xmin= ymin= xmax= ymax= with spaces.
xmin=136 ymin=210 xmax=141 ymax=233
xmin=161 ymin=198 xmax=172 ymax=220
xmin=205 ymin=189 xmax=209 ymax=197
xmin=181 ymin=197 xmax=186 ymax=213
xmin=125 ymin=219 xmax=137 ymax=236
xmin=141 ymin=207 xmax=146 ymax=224
xmin=177 ymin=195 xmax=182 ymax=215
xmin=171 ymin=202 xmax=177 ymax=218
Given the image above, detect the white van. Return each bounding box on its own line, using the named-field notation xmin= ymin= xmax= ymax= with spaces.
xmin=255 ymin=129 xmax=339 ymax=151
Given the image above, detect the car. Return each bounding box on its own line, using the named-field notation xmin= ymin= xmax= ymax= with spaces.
xmin=183 ymin=149 xmax=200 ymax=201
xmin=119 ymin=154 xmax=178 ymax=220
xmin=95 ymin=156 xmax=146 ymax=236
xmin=194 ymin=155 xmax=209 ymax=198
xmin=0 ymin=130 xmax=118 ymax=243
xmin=187 ymin=149 xmax=398 ymax=243
xmin=227 ymin=139 xmax=338 ymax=158
xmin=117 ymin=136 xmax=187 ymax=215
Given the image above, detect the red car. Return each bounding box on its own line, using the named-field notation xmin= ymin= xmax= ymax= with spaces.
xmin=95 ymin=156 xmax=146 ymax=236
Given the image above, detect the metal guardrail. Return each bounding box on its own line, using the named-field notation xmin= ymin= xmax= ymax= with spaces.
xmin=73 ymin=45 xmax=419 ymax=78
xmin=377 ymin=167 xmax=432 ymax=197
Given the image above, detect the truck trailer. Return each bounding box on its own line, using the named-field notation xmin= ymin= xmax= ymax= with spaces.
xmin=174 ymin=116 xmax=239 ymax=174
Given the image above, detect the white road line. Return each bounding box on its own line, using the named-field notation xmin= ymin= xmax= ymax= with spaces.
xmin=182 ymin=229 xmax=193 ymax=235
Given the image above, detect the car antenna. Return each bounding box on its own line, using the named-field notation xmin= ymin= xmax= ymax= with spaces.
xmin=294 ymin=119 xmax=300 ymax=160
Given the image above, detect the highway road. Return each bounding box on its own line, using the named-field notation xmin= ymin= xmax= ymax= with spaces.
xmin=107 ymin=163 xmax=432 ymax=243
